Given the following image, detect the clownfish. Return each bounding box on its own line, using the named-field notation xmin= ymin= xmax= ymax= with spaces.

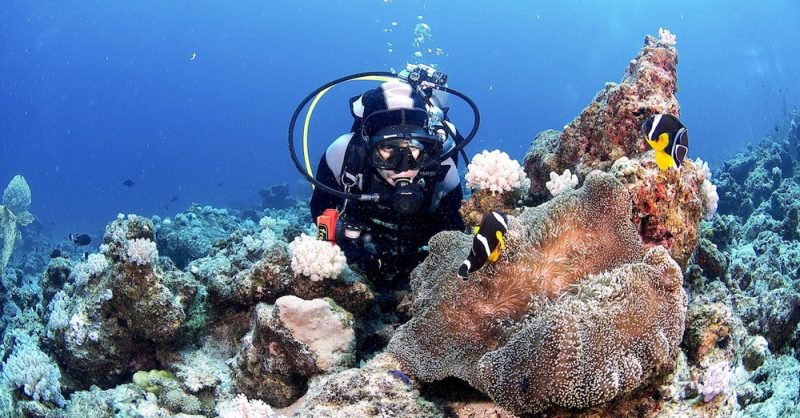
xmin=457 ymin=211 xmax=508 ymax=281
xmin=642 ymin=114 xmax=689 ymax=171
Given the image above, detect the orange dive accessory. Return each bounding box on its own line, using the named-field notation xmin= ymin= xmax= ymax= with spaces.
xmin=316 ymin=209 xmax=339 ymax=243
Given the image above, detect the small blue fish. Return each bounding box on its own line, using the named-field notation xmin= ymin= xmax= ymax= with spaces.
xmin=388 ymin=369 xmax=412 ymax=388
xmin=519 ymin=377 xmax=529 ymax=394
xmin=457 ymin=211 xmax=509 ymax=280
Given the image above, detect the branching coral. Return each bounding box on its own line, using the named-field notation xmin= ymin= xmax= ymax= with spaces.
xmin=126 ymin=238 xmax=159 ymax=265
xmin=545 ymin=169 xmax=578 ymax=197
xmin=289 ymin=234 xmax=346 ymax=281
xmin=2 ymin=342 xmax=65 ymax=407
xmin=388 ymin=171 xmax=687 ymax=415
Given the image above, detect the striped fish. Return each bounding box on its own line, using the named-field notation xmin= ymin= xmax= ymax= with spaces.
xmin=457 ymin=211 xmax=508 ymax=280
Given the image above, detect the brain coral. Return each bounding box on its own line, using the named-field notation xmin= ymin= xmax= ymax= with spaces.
xmin=387 ymin=171 xmax=687 ymax=415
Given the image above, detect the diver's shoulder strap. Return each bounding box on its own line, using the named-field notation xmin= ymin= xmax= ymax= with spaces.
xmin=429 ymin=157 xmax=460 ymax=211
xmin=325 ymin=133 xmax=355 ymax=186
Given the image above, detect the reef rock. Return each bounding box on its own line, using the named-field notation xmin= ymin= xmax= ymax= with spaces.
xmin=388 ymin=171 xmax=687 ymax=415
xmin=524 ymin=35 xmax=679 ymax=200
xmin=612 ymin=155 xmax=709 ymax=267
xmin=45 ymin=214 xmax=204 ymax=387
xmin=523 ymin=36 xmax=709 ymax=267
xmin=293 ymin=352 xmax=443 ymax=417
xmin=152 ymin=204 xmax=242 ymax=269
xmin=232 ymin=296 xmax=356 ymax=407
xmin=189 ymin=224 xmax=373 ymax=316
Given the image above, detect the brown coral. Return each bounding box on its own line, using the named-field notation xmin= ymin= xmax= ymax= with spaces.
xmin=459 ymin=189 xmax=522 ymax=228
xmin=388 ymin=172 xmax=687 ymax=415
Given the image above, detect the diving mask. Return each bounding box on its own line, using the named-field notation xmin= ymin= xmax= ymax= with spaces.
xmin=368 ymin=130 xmax=440 ymax=171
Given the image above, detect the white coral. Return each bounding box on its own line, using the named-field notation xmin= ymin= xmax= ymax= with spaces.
xmin=700 ymin=180 xmax=719 ymax=220
xmin=465 ymin=149 xmax=530 ymax=195
xmin=659 ymin=27 xmax=677 ymax=46
xmin=218 ymin=393 xmax=282 ymax=418
xmin=70 ymin=254 xmax=108 ymax=288
xmin=126 ymin=238 xmax=158 ymax=265
xmin=545 ymin=169 xmax=578 ymax=197
xmin=289 ymin=233 xmax=346 ymax=281
xmin=695 ymin=158 xmax=719 ymax=220
xmin=2 ymin=343 xmax=65 ymax=406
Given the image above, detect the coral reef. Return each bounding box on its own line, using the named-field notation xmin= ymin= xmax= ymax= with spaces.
xmin=292 ymin=352 xmax=443 ymax=417
xmin=1 ymin=175 xmax=34 ymax=274
xmin=460 ymin=150 xmax=529 ymax=227
xmin=187 ymin=220 xmax=373 ymax=315
xmin=231 ymin=296 xmax=356 ymax=407
xmin=152 ymin=204 xmax=243 ymax=269
xmin=388 ymin=172 xmax=687 ymax=415
xmin=523 ymin=36 xmax=709 ymax=268
xmin=45 ymin=214 xmax=204 ymax=387
xmin=4 ymin=32 xmax=800 ymax=418
xmin=524 ymin=35 xmax=680 ymax=199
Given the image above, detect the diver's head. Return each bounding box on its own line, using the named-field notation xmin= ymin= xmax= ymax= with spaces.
xmin=368 ymin=124 xmax=439 ymax=185
xmin=356 ymin=81 xmax=442 ymax=185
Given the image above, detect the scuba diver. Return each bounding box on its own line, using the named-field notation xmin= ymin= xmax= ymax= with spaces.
xmin=289 ymin=65 xmax=479 ymax=286
xmin=311 ymin=78 xmax=464 ymax=281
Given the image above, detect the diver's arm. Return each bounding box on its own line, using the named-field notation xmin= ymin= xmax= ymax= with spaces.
xmin=309 ymin=155 xmax=344 ymax=221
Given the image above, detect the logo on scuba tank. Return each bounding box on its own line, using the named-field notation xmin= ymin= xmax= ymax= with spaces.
xmin=318 ymin=224 xmax=329 ymax=241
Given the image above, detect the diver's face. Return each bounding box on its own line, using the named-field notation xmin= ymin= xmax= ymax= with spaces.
xmin=377 ymin=141 xmax=422 ymax=161
xmin=377 ymin=140 xmax=421 ymax=186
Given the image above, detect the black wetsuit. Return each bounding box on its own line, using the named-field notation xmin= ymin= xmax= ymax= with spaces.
xmin=310 ymin=133 xmax=465 ymax=283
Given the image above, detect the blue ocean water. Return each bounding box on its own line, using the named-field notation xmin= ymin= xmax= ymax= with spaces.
xmin=1 ymin=0 xmax=798 ymax=238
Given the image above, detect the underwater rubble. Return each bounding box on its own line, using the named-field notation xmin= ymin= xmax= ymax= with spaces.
xmin=1 ymin=35 xmax=800 ymax=418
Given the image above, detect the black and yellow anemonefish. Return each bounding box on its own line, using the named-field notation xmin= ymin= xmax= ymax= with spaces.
xmin=457 ymin=211 xmax=508 ymax=281
xmin=642 ymin=114 xmax=689 ymax=171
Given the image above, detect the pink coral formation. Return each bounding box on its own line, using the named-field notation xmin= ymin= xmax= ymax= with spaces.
xmin=524 ymin=35 xmax=679 ymax=197
xmin=388 ymin=172 xmax=688 ymax=415
xmin=232 ymin=296 xmax=356 ymax=407
xmin=523 ymin=35 xmax=708 ymax=266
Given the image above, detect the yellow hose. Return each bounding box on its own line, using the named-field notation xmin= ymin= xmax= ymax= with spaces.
xmin=302 ymin=75 xmax=398 ymax=185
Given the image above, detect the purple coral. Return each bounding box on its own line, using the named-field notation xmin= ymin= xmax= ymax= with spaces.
xmin=700 ymin=361 xmax=734 ymax=402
